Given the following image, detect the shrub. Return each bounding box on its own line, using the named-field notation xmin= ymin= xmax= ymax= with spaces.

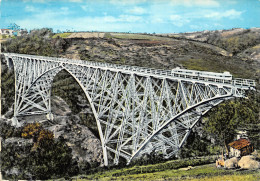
xmin=1 ymin=123 xmax=77 ymax=180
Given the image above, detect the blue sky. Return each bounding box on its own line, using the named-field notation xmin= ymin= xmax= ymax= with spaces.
xmin=1 ymin=0 xmax=260 ymax=33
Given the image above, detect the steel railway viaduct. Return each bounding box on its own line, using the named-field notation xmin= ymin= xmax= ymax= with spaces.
xmin=3 ymin=53 xmax=256 ymax=166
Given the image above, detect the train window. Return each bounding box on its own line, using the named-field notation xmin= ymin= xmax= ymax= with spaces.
xmin=224 ymin=80 xmax=231 ymax=84
xmin=208 ymin=78 xmax=214 ymax=82
xmin=216 ymin=79 xmax=222 ymax=83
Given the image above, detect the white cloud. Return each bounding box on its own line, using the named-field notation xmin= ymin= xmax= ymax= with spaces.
xmin=81 ymin=5 xmax=94 ymax=12
xmin=152 ymin=17 xmax=164 ymax=23
xmin=227 ymin=0 xmax=238 ymax=4
xmin=170 ymin=14 xmax=190 ymax=27
xmin=17 ymin=5 xmax=144 ymax=32
xmin=110 ymin=0 xmax=147 ymax=5
xmin=25 ymin=5 xmax=37 ymax=12
xmin=127 ymin=7 xmax=146 ymax=14
xmin=17 ymin=15 xmax=144 ymax=32
xmin=81 ymin=5 xmax=88 ymax=11
xmin=204 ymin=9 xmax=243 ymax=19
xmin=118 ymin=15 xmax=143 ymax=22
xmin=69 ymin=0 xmax=83 ymax=2
xmin=23 ymin=0 xmax=46 ymax=3
xmin=171 ymin=0 xmax=219 ymax=7
xmin=60 ymin=7 xmax=69 ymax=11
xmin=23 ymin=0 xmax=82 ymax=2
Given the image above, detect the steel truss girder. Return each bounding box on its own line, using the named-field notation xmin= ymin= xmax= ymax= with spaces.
xmin=4 ymin=53 xmax=254 ymax=166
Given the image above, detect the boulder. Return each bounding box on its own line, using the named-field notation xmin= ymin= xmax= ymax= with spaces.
xmin=179 ymin=166 xmax=194 ymax=171
xmin=224 ymin=157 xmax=239 ymax=169
xmin=238 ymin=155 xmax=260 ymax=169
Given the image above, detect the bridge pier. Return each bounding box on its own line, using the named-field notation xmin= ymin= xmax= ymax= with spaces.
xmin=46 ymin=113 xmax=54 ymax=121
xmin=11 ymin=117 xmax=22 ymax=127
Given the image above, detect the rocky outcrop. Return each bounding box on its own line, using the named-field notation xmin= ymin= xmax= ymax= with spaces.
xmin=238 ymin=155 xmax=260 ymax=170
xmin=224 ymin=157 xmax=239 ymax=169
xmin=1 ymin=95 xmax=104 ymax=167
xmin=48 ymin=115 xmax=103 ymax=165
xmin=48 ymin=96 xmax=104 ymax=166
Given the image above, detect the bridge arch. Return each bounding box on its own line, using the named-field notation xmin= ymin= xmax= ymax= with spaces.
xmin=129 ymin=95 xmax=230 ymax=162
xmin=56 ymin=67 xmax=109 ymax=166
xmin=19 ymin=66 xmax=110 ymax=165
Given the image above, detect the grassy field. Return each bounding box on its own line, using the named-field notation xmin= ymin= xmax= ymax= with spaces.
xmin=110 ymin=33 xmax=174 ymax=41
xmin=0 ymin=34 xmax=14 ymax=42
xmin=177 ymin=58 xmax=255 ymax=79
xmin=52 ymin=32 xmax=72 ymax=38
xmin=47 ymin=156 xmax=259 ymax=181
xmin=65 ymin=164 xmax=259 ymax=181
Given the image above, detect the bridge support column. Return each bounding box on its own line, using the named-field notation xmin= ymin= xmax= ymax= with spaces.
xmin=46 ymin=113 xmax=54 ymax=121
xmin=11 ymin=117 xmax=22 ymax=127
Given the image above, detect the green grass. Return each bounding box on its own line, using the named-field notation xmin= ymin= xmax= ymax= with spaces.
xmin=0 ymin=34 xmax=15 ymax=40
xmin=67 ymin=156 xmax=217 ymax=180
xmin=187 ymin=173 xmax=260 ymax=181
xmin=52 ymin=32 xmax=72 ymax=38
xmin=66 ymin=164 xmax=259 ymax=181
xmin=110 ymin=33 xmax=173 ymax=41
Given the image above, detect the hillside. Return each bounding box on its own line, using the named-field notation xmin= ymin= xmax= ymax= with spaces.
xmin=162 ymin=28 xmax=260 ymax=61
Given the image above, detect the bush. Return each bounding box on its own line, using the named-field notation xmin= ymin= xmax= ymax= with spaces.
xmin=0 ymin=123 xmax=78 ymax=180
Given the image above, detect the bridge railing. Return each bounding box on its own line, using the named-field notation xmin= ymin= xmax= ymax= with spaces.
xmin=3 ymin=53 xmax=256 ymax=89
xmin=233 ymin=78 xmax=256 ymax=87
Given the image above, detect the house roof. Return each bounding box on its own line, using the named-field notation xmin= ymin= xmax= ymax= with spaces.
xmin=229 ymin=138 xmax=251 ymax=150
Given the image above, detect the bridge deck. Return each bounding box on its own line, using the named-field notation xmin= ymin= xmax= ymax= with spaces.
xmin=4 ymin=53 xmax=255 ymax=89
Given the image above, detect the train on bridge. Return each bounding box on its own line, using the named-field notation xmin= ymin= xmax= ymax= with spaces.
xmin=171 ymin=67 xmax=255 ymax=88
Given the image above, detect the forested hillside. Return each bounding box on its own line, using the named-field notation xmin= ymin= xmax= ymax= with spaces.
xmin=1 ymin=28 xmax=259 ymax=180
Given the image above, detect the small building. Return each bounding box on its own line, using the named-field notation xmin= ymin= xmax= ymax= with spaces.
xmin=229 ymin=138 xmax=253 ymax=157
xmin=0 ymin=29 xmax=13 ymax=36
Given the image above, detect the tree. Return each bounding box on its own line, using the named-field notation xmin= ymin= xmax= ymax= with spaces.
xmin=236 ymin=92 xmax=260 ymax=149
xmin=21 ymin=122 xmax=42 ymax=143
xmin=1 ymin=122 xmax=78 ymax=180
xmin=179 ymin=131 xmax=211 ymax=158
xmin=29 ymin=136 xmax=76 ymax=179
xmin=204 ymin=91 xmax=260 ymax=153
xmin=204 ymin=101 xmax=239 ymax=154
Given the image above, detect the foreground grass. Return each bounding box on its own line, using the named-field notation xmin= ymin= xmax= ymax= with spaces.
xmin=188 ymin=173 xmax=259 ymax=181
xmin=52 ymin=156 xmax=259 ymax=180
xmin=70 ymin=164 xmax=259 ymax=181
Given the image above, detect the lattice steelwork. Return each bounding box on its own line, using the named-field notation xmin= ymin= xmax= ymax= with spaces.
xmin=3 ymin=53 xmax=255 ymax=166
